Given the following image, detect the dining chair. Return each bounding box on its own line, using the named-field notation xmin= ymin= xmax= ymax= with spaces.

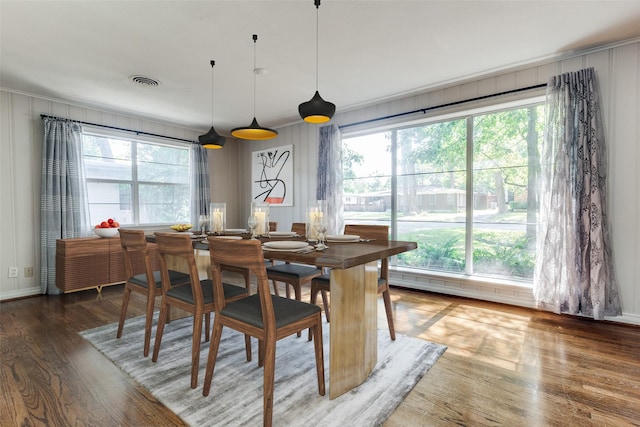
xmin=266 ymin=223 xmax=321 ymax=300
xmin=220 ymin=221 xmax=278 ymax=294
xmin=202 ymin=237 xmax=325 ymax=427
xmin=151 ymin=232 xmax=249 ymax=389
xmin=116 ymin=229 xmax=190 ymax=357
xmin=309 ymin=224 xmax=396 ymax=340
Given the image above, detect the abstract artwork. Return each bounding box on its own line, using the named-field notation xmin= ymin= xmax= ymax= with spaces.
xmin=251 ymin=144 xmax=293 ymax=206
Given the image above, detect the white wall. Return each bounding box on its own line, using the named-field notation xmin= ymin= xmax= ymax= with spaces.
xmin=2 ymin=40 xmax=638 ymax=326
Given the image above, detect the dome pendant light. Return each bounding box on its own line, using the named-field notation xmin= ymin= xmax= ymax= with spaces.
xmin=231 ymin=34 xmax=278 ymax=140
xmin=298 ymin=0 xmax=335 ymax=124
xmin=198 ymin=60 xmax=226 ymax=149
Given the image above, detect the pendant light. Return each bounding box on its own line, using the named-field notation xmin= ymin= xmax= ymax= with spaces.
xmin=231 ymin=34 xmax=278 ymax=140
xmin=198 ymin=60 xmax=226 ymax=149
xmin=298 ymin=0 xmax=335 ymax=124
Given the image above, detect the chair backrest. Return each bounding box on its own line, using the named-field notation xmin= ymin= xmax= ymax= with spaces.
xmin=344 ymin=224 xmax=390 ymax=278
xmin=269 ymin=221 xmax=278 ymax=232
xmin=154 ymin=232 xmax=201 ymax=296
xmin=119 ymin=229 xmax=154 ymax=283
xmin=291 ymin=222 xmax=306 ymax=236
xmin=207 ymin=237 xmax=274 ymax=330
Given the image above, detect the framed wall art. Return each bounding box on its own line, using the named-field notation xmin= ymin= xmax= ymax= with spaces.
xmin=251 ymin=144 xmax=293 ymax=206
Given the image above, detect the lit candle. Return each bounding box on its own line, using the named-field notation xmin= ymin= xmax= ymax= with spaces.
xmin=212 ymin=210 xmax=224 ymax=232
xmin=254 ymin=211 xmax=266 ymax=235
xmin=308 ymin=209 xmax=323 ymax=240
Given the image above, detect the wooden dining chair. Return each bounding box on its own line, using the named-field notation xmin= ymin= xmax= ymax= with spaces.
xmin=202 ymin=238 xmax=325 ymax=427
xmin=151 ymin=232 xmax=249 ymax=389
xmin=116 ymin=229 xmax=190 ymax=357
xmin=220 ymin=221 xmax=278 ymax=294
xmin=309 ymin=224 xmax=396 ymax=340
xmin=265 ymin=223 xmax=322 ymax=334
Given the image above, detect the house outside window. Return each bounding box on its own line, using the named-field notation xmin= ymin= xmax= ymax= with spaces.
xmin=82 ymin=131 xmax=191 ymax=226
xmin=343 ymin=99 xmax=544 ymax=283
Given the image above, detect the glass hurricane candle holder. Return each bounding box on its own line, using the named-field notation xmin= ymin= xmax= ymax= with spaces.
xmin=210 ymin=202 xmax=226 ymax=234
xmin=251 ymin=201 xmax=269 ymax=236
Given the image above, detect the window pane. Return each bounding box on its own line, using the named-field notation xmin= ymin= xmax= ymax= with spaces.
xmin=139 ymin=183 xmax=190 ymax=224
xmin=471 ymin=106 xmax=543 ymax=280
xmin=83 ymin=136 xmax=132 ymax=180
xmin=137 ymin=142 xmax=189 ymax=184
xmin=86 ymin=181 xmax=133 ymax=225
xmin=396 ymin=119 xmax=467 ymax=273
xmin=343 ymin=133 xmax=391 ymax=222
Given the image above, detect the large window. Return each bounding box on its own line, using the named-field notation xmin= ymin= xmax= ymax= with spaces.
xmin=82 ymin=132 xmax=191 ymax=226
xmin=343 ymin=100 xmax=544 ymax=282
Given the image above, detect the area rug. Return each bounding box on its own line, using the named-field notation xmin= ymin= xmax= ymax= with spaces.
xmin=80 ymin=314 xmax=446 ymax=426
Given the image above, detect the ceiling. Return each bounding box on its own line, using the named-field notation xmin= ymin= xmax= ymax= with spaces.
xmin=2 ymin=1 xmax=640 ymax=136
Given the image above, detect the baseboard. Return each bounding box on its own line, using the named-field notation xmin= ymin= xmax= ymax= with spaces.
xmin=389 ymin=270 xmax=640 ymax=327
xmin=0 ymin=287 xmax=42 ymax=302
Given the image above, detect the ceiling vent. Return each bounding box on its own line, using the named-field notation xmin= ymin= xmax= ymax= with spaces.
xmin=130 ymin=75 xmax=161 ymax=87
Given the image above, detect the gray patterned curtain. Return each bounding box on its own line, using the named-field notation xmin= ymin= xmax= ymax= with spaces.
xmin=40 ymin=117 xmax=90 ymax=295
xmin=534 ymin=67 xmax=621 ymax=320
xmin=190 ymin=143 xmax=210 ymax=224
xmin=317 ymin=124 xmax=343 ymax=235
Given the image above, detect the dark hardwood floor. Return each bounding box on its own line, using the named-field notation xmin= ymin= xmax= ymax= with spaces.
xmin=2 ymin=281 xmax=639 ymax=426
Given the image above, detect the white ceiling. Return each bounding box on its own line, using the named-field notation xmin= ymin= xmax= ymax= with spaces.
xmin=2 ymin=1 xmax=640 ymax=136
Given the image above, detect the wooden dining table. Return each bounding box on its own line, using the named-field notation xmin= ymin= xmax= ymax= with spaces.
xmin=259 ymin=235 xmax=417 ymax=399
xmin=149 ymin=232 xmax=417 ymax=399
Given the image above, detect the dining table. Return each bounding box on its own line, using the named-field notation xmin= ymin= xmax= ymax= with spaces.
xmin=149 ymin=231 xmax=417 ymax=399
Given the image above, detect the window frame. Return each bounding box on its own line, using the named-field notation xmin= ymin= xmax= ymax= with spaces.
xmin=342 ymin=95 xmax=546 ymax=285
xmin=81 ymin=126 xmax=192 ymax=227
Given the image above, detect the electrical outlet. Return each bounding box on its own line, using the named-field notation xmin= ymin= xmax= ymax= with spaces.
xmin=8 ymin=267 xmax=18 ymax=278
xmin=24 ymin=267 xmax=34 ymax=277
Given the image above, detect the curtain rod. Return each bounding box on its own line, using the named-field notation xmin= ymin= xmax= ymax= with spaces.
xmin=39 ymin=114 xmax=197 ymax=144
xmin=339 ymin=83 xmax=547 ymax=130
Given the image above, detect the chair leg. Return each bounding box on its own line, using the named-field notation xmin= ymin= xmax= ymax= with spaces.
xmin=320 ymin=290 xmax=330 ymax=322
xmin=258 ymin=339 xmax=265 ymax=368
xmin=293 ymin=284 xmax=302 ymax=337
xmin=245 ymin=334 xmax=252 ymax=362
xmin=152 ymin=300 xmax=169 ymax=362
xmin=312 ymin=318 xmax=326 ymax=396
xmin=204 ymin=313 xmax=211 ymax=343
xmin=202 ymin=320 xmax=224 ymax=397
xmin=381 ymin=288 xmax=396 ymax=340
xmin=270 ymin=280 xmax=280 ymax=296
xmin=116 ymin=286 xmax=132 ymax=339
xmin=143 ymin=288 xmax=156 ymax=357
xmin=190 ymin=309 xmax=204 ymax=389
xmin=263 ymin=337 xmax=277 ymax=427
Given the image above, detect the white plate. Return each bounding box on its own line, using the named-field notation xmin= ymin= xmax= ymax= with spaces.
xmin=212 ymin=235 xmax=243 ymax=240
xmin=263 ymin=241 xmax=309 ymax=250
xmin=268 ymin=231 xmax=297 ymax=237
xmin=326 ymin=234 xmax=360 ymax=242
xmin=224 ymin=229 xmax=247 ymax=233
xmin=262 ymin=245 xmax=314 ymax=252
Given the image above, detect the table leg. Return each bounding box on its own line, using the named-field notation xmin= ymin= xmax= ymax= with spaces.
xmin=329 ymin=260 xmax=378 ymax=399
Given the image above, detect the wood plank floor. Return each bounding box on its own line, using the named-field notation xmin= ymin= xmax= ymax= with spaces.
xmin=1 ymin=282 xmax=639 ymax=426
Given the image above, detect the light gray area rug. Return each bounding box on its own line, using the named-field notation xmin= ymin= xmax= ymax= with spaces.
xmin=80 ymin=314 xmax=446 ymax=427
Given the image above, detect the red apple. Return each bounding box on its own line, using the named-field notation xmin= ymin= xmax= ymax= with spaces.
xmin=100 ymin=221 xmax=109 ymax=228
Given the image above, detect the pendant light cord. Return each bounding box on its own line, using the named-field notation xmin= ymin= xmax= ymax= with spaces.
xmin=252 ymin=34 xmax=258 ymax=118
xmin=315 ymin=0 xmax=320 ymax=91
xmin=210 ymin=60 xmax=215 ymax=126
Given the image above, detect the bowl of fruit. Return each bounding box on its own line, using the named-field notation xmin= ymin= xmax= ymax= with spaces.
xmin=170 ymin=223 xmax=193 ymax=233
xmin=94 ymin=218 xmax=120 ymax=238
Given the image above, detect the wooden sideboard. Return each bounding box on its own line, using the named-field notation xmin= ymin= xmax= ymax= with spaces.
xmin=56 ymin=236 xmax=159 ymax=294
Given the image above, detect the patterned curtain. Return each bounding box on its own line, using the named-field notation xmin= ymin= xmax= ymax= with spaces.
xmin=40 ymin=117 xmax=90 ymax=295
xmin=190 ymin=143 xmax=210 ymax=224
xmin=534 ymin=67 xmax=621 ymax=320
xmin=317 ymin=124 xmax=343 ymax=235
